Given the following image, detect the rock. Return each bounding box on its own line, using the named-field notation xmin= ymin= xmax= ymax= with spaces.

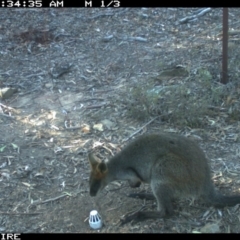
xmin=101 ymin=119 xmax=115 ymax=130
xmin=200 ymin=223 xmax=220 ymax=233
xmin=45 ymin=83 xmax=53 ymax=88
xmin=93 ymin=123 xmax=104 ymax=132
xmin=0 ymin=88 xmax=17 ymax=99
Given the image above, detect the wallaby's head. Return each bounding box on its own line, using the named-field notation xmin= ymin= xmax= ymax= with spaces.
xmin=88 ymin=153 xmax=108 ymax=197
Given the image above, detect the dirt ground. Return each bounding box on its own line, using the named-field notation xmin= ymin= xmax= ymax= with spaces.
xmin=1 ymin=8 xmax=240 ymax=233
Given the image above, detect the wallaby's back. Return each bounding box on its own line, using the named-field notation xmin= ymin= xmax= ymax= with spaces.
xmin=109 ymin=133 xmax=212 ymax=197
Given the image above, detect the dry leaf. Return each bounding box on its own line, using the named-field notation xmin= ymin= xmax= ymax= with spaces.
xmin=81 ymin=124 xmax=91 ymax=133
xmin=93 ymin=123 xmax=104 ymax=131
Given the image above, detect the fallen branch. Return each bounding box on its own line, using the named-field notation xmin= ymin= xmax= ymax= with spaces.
xmin=122 ymin=116 xmax=159 ymax=143
xmin=0 ymin=113 xmax=15 ymax=119
xmin=65 ymin=126 xmax=82 ymax=130
xmin=64 ymin=121 xmax=82 ymax=130
xmin=31 ymin=193 xmax=71 ymax=205
xmin=208 ymin=106 xmax=226 ymax=111
xmin=179 ymin=8 xmax=211 ymax=24
xmin=87 ymin=9 xmax=129 ymax=20
xmin=25 ymin=72 xmax=47 ymax=78
xmin=0 ymin=103 xmax=16 ymax=110
xmin=85 ymin=103 xmax=108 ymax=109
xmin=0 ymin=212 xmax=42 ymax=215
xmin=31 ymin=190 xmax=85 ymax=205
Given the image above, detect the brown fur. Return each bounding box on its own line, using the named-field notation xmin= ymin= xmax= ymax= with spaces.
xmin=88 ymin=133 xmax=240 ymax=223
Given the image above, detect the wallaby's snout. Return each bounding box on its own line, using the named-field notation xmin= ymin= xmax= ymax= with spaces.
xmin=89 ymin=178 xmax=101 ymax=196
xmin=90 ymin=190 xmax=97 ymax=197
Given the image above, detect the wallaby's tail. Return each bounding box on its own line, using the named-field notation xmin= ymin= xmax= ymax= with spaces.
xmin=207 ymin=191 xmax=240 ymax=208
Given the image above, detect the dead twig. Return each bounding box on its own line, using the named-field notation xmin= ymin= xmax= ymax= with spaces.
xmin=85 ymin=103 xmax=108 ymax=109
xmin=106 ymin=206 xmax=121 ymax=212
xmin=87 ymin=9 xmax=129 ymax=20
xmin=25 ymin=72 xmax=47 ymax=78
xmin=102 ymin=145 xmax=114 ymax=156
xmin=31 ymin=190 xmax=85 ymax=205
xmin=65 ymin=126 xmax=82 ymax=130
xmin=179 ymin=8 xmax=211 ymax=24
xmin=0 ymin=212 xmax=42 ymax=215
xmin=208 ymin=106 xmax=226 ymax=111
xmin=18 ymin=86 xmax=41 ymax=96
xmin=0 ymin=113 xmax=15 ymax=119
xmin=31 ymin=193 xmax=71 ymax=205
xmin=64 ymin=121 xmax=82 ymax=130
xmin=122 ymin=116 xmax=159 ymax=142
xmin=0 ymin=103 xmax=16 ymax=110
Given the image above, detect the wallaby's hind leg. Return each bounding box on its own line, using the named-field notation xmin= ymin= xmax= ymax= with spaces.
xmin=126 ymin=183 xmax=174 ymax=208
xmin=151 ymin=182 xmax=174 ymax=216
xmin=121 ymin=184 xmax=174 ymax=225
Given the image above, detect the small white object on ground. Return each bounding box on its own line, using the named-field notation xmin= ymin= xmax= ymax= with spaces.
xmin=89 ymin=210 xmax=102 ymax=229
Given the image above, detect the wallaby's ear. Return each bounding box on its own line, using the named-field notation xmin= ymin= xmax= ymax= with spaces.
xmin=88 ymin=153 xmax=108 ymax=175
xmin=88 ymin=153 xmax=100 ymax=169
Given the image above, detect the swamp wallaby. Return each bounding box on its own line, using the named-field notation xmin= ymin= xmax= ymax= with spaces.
xmin=88 ymin=133 xmax=240 ymax=223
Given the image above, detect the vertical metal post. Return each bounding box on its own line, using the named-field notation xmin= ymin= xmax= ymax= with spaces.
xmin=221 ymin=8 xmax=228 ymax=84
